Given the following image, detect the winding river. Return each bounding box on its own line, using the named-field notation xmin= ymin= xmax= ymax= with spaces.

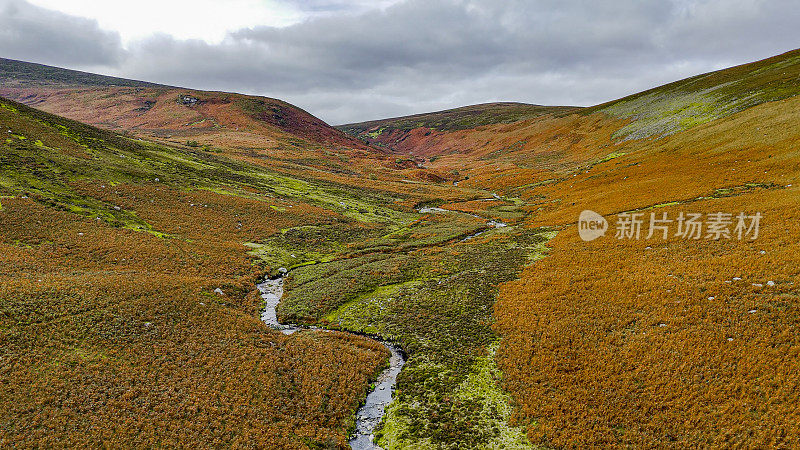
xmin=255 ymin=201 xmax=506 ymax=448
xmin=256 ymin=276 xmax=405 ymax=449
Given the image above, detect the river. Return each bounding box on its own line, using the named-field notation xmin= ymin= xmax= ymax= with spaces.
xmin=256 ymin=276 xmax=405 ymax=449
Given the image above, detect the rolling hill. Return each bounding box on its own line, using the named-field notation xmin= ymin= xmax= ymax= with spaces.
xmin=0 ymin=58 xmax=413 ymax=182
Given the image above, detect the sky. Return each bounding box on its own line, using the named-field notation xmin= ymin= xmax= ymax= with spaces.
xmin=1 ymin=0 xmax=799 ymax=125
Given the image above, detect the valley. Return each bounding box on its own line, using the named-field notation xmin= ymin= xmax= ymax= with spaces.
xmin=2 ymin=48 xmax=800 ymax=448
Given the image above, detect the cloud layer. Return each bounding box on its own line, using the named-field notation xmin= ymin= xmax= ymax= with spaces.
xmin=0 ymin=0 xmax=123 ymax=67
xmin=2 ymin=0 xmax=800 ymax=124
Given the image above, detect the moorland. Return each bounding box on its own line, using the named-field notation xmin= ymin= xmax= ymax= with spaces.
xmin=2 ymin=49 xmax=800 ymax=448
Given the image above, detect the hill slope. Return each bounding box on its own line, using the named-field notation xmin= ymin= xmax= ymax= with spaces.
xmin=0 ymin=57 xmax=380 ymax=174
xmin=0 ymin=95 xmax=393 ymax=447
xmin=588 ymin=48 xmax=800 ymax=140
xmin=338 ymin=102 xmax=580 ymax=155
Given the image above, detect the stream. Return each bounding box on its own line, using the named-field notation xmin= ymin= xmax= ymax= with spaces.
xmin=417 ymin=204 xmax=509 ymax=241
xmin=256 ymin=276 xmax=406 ymax=450
xmin=254 ymin=202 xmax=506 ymax=448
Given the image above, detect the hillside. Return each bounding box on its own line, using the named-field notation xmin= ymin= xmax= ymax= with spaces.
xmin=338 ymin=102 xmax=580 ymax=155
xmin=0 ymin=58 xmax=395 ymax=180
xmin=0 ymin=95 xmax=391 ymax=447
xmin=337 ymin=49 xmax=800 ymax=187
xmin=0 ymin=56 xmax=163 ymax=88
xmin=338 ymin=102 xmax=578 ymax=136
xmin=588 ymin=48 xmax=800 ymax=140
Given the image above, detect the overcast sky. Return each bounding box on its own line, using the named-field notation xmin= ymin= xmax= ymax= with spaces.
xmin=1 ymin=0 xmax=799 ymax=124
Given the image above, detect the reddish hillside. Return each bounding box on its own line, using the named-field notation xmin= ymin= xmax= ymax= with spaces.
xmin=338 ymin=102 xmax=580 ymax=155
xmin=0 ymin=57 xmax=375 ymax=162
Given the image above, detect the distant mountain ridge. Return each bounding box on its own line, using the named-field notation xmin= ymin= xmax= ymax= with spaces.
xmin=336 ymin=102 xmax=580 ymax=154
xmin=338 ymin=102 xmax=580 ymax=133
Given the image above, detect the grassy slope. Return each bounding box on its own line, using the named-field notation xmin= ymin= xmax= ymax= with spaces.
xmin=474 ymin=51 xmax=800 ymax=447
xmin=496 ymin=95 xmax=800 ymax=447
xmin=587 ymin=48 xmax=800 ymax=139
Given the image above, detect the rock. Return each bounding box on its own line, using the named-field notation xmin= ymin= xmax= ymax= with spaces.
xmin=214 ymin=288 xmax=225 ymax=296
xmin=733 ymin=277 xmax=742 ymax=281
xmin=180 ymin=95 xmax=199 ymax=105
xmin=278 ymin=267 xmax=288 ymax=274
xmin=767 ymin=280 xmax=775 ymax=286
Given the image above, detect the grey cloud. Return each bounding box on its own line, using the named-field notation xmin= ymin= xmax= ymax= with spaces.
xmin=0 ymin=0 xmax=123 ymax=67
xmin=4 ymin=0 xmax=800 ymax=124
xmin=284 ymin=0 xmax=401 ymax=14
